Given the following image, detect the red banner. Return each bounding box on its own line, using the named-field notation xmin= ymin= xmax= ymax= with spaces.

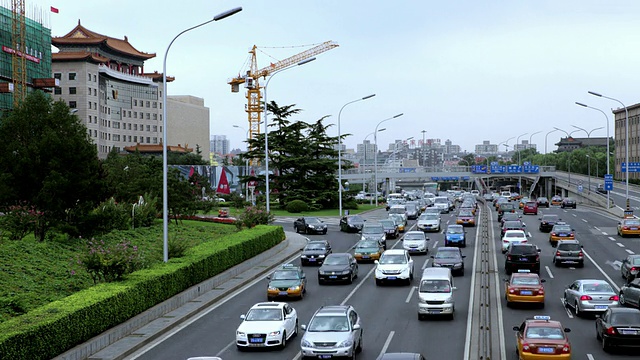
xmin=216 ymin=169 xmax=230 ymax=194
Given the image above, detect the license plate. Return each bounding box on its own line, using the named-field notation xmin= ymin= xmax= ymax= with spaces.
xmin=559 ymin=233 xmax=567 ymax=236
xmin=519 ymin=257 xmax=529 ymax=261
xmin=428 ymin=310 xmax=441 ymax=314
xmin=362 ymin=255 xmax=370 ymax=259
xmin=249 ymin=338 xmax=264 ymax=343
xmin=319 ymin=356 xmax=333 ymax=359
xmin=520 ymin=290 xmax=533 ymax=295
xmin=387 ymin=276 xmax=397 ymax=280
xmin=278 ymin=291 xmax=288 ymax=296
xmin=409 ymin=248 xmax=418 ymax=252
xmin=538 ymin=347 xmax=554 ymax=353
xmin=329 ymin=275 xmax=337 ymax=279
xmin=309 ymin=258 xmax=316 ymax=262
xmin=595 ymin=305 xmax=608 ymax=310
xmin=620 ymin=329 xmax=638 ymax=335
xmin=632 ymin=228 xmax=638 ymax=230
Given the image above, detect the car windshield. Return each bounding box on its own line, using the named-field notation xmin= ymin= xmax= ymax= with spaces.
xmin=435 ymin=251 xmax=460 ymax=260
xmin=611 ymin=312 xmax=640 ymax=325
xmin=459 ymin=211 xmax=474 ymax=217
xmin=324 ymin=255 xmax=349 ymax=266
xmin=500 ymin=204 xmax=515 ymax=209
xmin=447 ymin=226 xmax=463 ymax=234
xmin=632 ymin=257 xmax=640 ymax=265
xmin=348 ymin=216 xmax=364 ymax=223
xmin=542 ymin=215 xmax=558 ymax=222
xmin=380 ymin=254 xmax=407 ymax=264
xmin=305 ymin=217 xmax=322 ymax=224
xmin=390 ymin=207 xmax=406 ymax=214
xmin=582 ymin=282 xmax=614 ymax=293
xmin=526 ymin=202 xmax=536 ymax=206
xmin=525 ymin=327 xmax=564 ymax=340
xmin=538 ymin=197 xmax=548 ymax=202
xmin=504 ymin=221 xmax=522 ymax=228
xmin=502 ymin=214 xmax=519 ymax=221
xmin=245 ymin=308 xmax=283 ymax=321
xmin=420 ymin=214 xmax=439 ymax=220
xmin=511 ymin=276 xmax=540 ymax=285
xmin=362 ymin=226 xmax=383 ymax=234
xmin=435 ymin=198 xmax=448 ymax=204
xmin=305 ymin=243 xmax=327 ymax=251
xmin=379 ymin=220 xmax=395 ymax=227
xmin=420 ymin=279 xmax=451 ymax=293
xmin=307 ymin=315 xmax=350 ymax=332
xmin=356 ymin=241 xmax=379 ymax=251
xmin=558 ymin=243 xmax=581 ymax=251
xmin=509 ymin=246 xmax=536 ymax=255
xmin=271 ymin=270 xmax=299 ymax=280
xmin=405 ymin=234 xmax=425 ymax=241
xmin=553 ymin=225 xmax=572 ymax=232
xmin=505 ymin=232 xmax=526 ymax=238
xmin=624 ymin=219 xmax=640 ymax=226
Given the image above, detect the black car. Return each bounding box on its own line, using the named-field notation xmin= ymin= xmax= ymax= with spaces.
xmin=339 ymin=215 xmax=365 ymax=233
xmin=536 ymin=197 xmax=550 ymax=208
xmin=318 ymin=253 xmax=359 ymax=284
xmin=505 ymin=243 xmax=540 ymax=274
xmin=294 ymin=216 xmax=328 ymax=234
xmin=596 ymin=184 xmax=608 ymax=194
xmin=300 ymin=240 xmax=332 ymax=266
xmin=497 ymin=203 xmax=516 ymax=222
xmin=501 ymin=220 xmax=526 ymax=237
xmin=379 ymin=219 xmax=399 ymax=239
xmin=596 ymin=307 xmax=640 ymax=352
xmin=539 ymin=214 xmax=561 ymax=232
xmin=431 ymin=247 xmax=466 ymax=276
xmin=561 ymin=197 xmax=577 ymax=209
xmin=500 ymin=212 xmax=522 ymax=225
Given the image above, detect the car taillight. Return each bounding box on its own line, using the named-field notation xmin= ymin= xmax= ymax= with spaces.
xmin=561 ymin=343 xmax=571 ymax=353
xmin=507 ymin=255 xmax=512 ymax=261
xmin=538 ymin=287 xmax=544 ymax=294
xmin=631 ymin=267 xmax=638 ymax=272
xmin=623 ymin=226 xmax=630 ymax=230
xmin=522 ymin=343 xmax=531 ymax=352
xmin=570 ymin=233 xmax=574 ymax=237
xmin=509 ymin=288 xmax=515 ymax=293
xmin=606 ymin=326 xmax=616 ymax=335
xmin=535 ymin=255 xmax=539 ymax=261
xmin=556 ymin=251 xmax=561 ymax=256
xmin=503 ymin=240 xmax=509 ymax=243
xmin=610 ymin=295 xmax=619 ymax=301
xmin=580 ymin=295 xmax=592 ymax=301
xmin=551 ymin=232 xmax=557 ymax=236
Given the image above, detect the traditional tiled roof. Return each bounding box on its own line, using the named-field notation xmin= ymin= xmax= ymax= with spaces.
xmin=52 ymin=20 xmax=155 ymax=60
xmin=142 ymin=71 xmax=175 ymax=83
xmin=124 ymin=144 xmax=193 ymax=154
xmin=52 ymin=51 xmax=109 ymax=63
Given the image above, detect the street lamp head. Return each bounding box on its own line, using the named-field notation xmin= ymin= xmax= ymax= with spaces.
xmin=588 ymin=91 xmax=603 ymax=97
xmin=298 ymin=57 xmax=316 ymax=66
xmin=575 ymin=102 xmax=588 ymax=107
xmin=406 ymin=137 xmax=414 ymax=141
xmin=378 ymin=128 xmax=386 ymax=132
xmin=393 ymin=113 xmax=404 ymax=118
xmin=213 ymin=7 xmax=243 ymax=21
xmin=362 ymin=94 xmax=376 ymax=100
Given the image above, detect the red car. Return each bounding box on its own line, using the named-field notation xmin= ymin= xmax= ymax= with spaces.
xmin=523 ymin=201 xmax=538 ymax=215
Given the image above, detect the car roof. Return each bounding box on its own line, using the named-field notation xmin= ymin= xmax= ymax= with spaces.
xmin=504 ymin=230 xmax=526 ymax=234
xmin=383 ymin=249 xmax=407 ymax=255
xmin=380 ymin=353 xmax=423 ymax=360
xmin=447 ymin=224 xmax=463 ymax=228
xmin=251 ymin=302 xmax=287 ymax=309
xmin=315 ymin=305 xmax=350 ymax=316
xmin=557 ymin=239 xmax=580 ymax=244
xmin=326 ymin=253 xmax=351 ymax=259
xmin=503 ymin=220 xmax=523 ymax=225
xmin=607 ymin=307 xmax=640 ymax=314
xmin=308 ymin=240 xmax=329 ymax=245
xmin=436 ymin=246 xmax=461 ymax=252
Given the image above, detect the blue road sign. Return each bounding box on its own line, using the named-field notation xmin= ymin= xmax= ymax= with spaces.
xmin=622 ymin=162 xmax=640 ymax=172
xmin=523 ymin=161 xmax=531 ymax=166
xmin=604 ymin=173 xmax=613 ymax=191
xmin=578 ymin=185 xmax=583 ymax=193
xmin=431 ymin=177 xmax=440 ymax=181
xmin=462 ymin=176 xmax=470 ymax=181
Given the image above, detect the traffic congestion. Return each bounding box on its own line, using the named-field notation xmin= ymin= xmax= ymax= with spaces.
xmin=133 ymin=188 xmax=640 ymax=360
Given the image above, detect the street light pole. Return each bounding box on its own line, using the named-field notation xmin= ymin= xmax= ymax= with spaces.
xmin=363 ymin=129 xmax=385 ymax=204
xmin=421 ymin=130 xmax=427 ymax=167
xmin=263 ymin=57 xmax=316 ymax=213
xmin=571 ymin=124 xmax=604 ymax=138
xmin=233 ymin=124 xmax=250 ymax=201
xmin=586 ymin=154 xmax=591 ymax=194
xmin=516 ymin=132 xmax=528 ymax=195
xmin=338 ymin=94 xmax=376 ymax=217
xmin=375 ymin=113 xmax=404 ymax=206
xmin=575 ymin=102 xmax=611 ymax=207
xmin=162 ymin=7 xmax=242 ymax=263
xmin=589 ymin=91 xmax=630 ymax=210
xmin=545 ymin=129 xmax=559 ymax=157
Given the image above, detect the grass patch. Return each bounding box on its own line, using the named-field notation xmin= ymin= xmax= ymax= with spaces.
xmin=0 ymin=220 xmax=238 ymax=323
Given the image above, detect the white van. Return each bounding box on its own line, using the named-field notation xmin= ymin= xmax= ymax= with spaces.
xmin=417 ymin=267 xmax=456 ymax=320
xmin=388 ymin=204 xmax=408 ymax=222
xmin=433 ymin=196 xmax=450 ymax=214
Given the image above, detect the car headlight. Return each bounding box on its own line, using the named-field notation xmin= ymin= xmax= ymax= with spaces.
xmin=308 ymin=225 xmax=315 ymax=229
xmin=318 ymin=254 xmax=326 ymax=258
xmin=337 ymin=339 xmax=353 ymax=347
xmin=301 ymin=339 xmax=312 ymax=347
xmin=268 ymin=330 xmax=281 ymax=336
xmin=237 ymin=331 xmax=246 ymax=336
xmin=289 ymin=286 xmax=301 ymax=291
xmin=319 ymin=271 xmax=327 ymax=275
xmin=433 ymin=263 xmax=442 ymax=267
xmin=444 ymin=297 xmax=453 ymax=303
xmin=375 ymin=268 xmax=383 ymax=275
xmin=453 ymin=263 xmax=462 ymax=268
xmin=301 ymin=255 xmax=308 ymax=258
xmin=341 ymin=270 xmax=351 ymax=275
xmin=268 ymin=286 xmax=278 ymax=291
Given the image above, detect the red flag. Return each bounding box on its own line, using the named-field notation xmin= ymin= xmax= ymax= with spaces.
xmin=188 ymin=166 xmax=195 ymax=178
xmin=216 ymin=170 xmax=230 ymax=194
xmin=50 ymin=6 xmax=59 ymax=13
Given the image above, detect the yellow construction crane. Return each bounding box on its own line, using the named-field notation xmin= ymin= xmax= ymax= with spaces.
xmin=228 ymin=41 xmax=338 ymax=143
xmin=11 ymin=0 xmax=27 ymax=107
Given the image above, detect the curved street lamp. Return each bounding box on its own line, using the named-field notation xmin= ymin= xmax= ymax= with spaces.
xmin=571 ymin=124 xmax=604 ymax=138
xmin=374 ymin=113 xmax=404 ymax=206
xmin=337 ymin=94 xmax=376 ymax=216
xmin=589 ymin=91 xmax=629 ymax=210
xmin=162 ymin=6 xmax=242 ymax=263
xmin=263 ymin=57 xmax=316 ymax=213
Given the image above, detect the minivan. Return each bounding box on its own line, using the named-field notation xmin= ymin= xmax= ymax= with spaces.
xmin=417 ymin=267 xmax=455 ymax=320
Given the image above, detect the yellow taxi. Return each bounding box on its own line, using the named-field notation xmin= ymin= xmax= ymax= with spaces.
xmin=266 ymin=264 xmax=306 ymax=300
xmin=389 ymin=214 xmax=406 ymax=232
xmin=548 ymin=223 xmax=575 ymax=246
xmin=617 ymin=215 xmax=640 ymax=237
xmin=519 ymin=197 xmax=530 ymax=209
xmin=513 ymin=316 xmax=571 ymax=360
xmin=550 ymin=195 xmax=563 ymax=206
xmin=353 ymin=239 xmax=384 ymax=262
xmin=505 ymin=270 xmax=546 ymax=307
xmin=456 ymin=209 xmax=476 ymax=227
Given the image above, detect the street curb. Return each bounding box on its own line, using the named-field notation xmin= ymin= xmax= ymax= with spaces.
xmin=54 ymin=232 xmax=308 ymax=360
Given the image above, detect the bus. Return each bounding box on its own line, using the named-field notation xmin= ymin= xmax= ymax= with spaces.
xmin=423 ymin=182 xmax=439 ymax=196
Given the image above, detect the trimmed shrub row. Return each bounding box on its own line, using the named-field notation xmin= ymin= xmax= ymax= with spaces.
xmin=0 ymin=225 xmax=285 ymax=360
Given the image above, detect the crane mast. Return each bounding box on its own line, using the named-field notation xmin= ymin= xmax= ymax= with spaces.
xmin=228 ymin=41 xmax=338 ymax=143
xmin=11 ymin=0 xmax=27 ymax=107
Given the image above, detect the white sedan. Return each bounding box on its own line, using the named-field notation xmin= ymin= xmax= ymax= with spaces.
xmin=236 ymin=302 xmax=298 ymax=350
xmin=501 ymin=230 xmax=528 ymax=253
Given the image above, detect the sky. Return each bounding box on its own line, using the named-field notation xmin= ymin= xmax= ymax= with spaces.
xmin=27 ymin=0 xmax=640 ymax=153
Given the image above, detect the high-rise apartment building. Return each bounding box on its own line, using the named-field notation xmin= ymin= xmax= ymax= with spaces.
xmin=210 ymin=135 xmax=230 ymax=156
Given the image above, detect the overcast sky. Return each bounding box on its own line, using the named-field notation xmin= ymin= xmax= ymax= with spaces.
xmin=31 ymin=0 xmax=640 ymax=153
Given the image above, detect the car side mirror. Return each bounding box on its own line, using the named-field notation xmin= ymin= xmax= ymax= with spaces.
xmin=564 ymin=328 xmax=571 ymax=333
xmin=462 ymin=255 xmax=467 ymax=258
xmin=618 ymin=222 xmax=621 ymax=225
xmin=266 ymin=275 xmax=271 ymax=280
xmin=240 ymin=314 xmax=246 ymax=320
xmin=374 ymin=260 xmax=380 ymax=264
xmin=538 ymin=218 xmax=542 ymax=220
xmin=513 ymin=326 xmax=520 ymax=331
xmin=430 ymin=255 xmax=435 ymax=258
xmin=301 ymin=324 xmax=307 ymax=330
xmin=353 ymin=324 xmax=362 ymax=330
xmin=541 ymin=279 xmax=546 ymax=283
xmin=504 ymin=278 xmax=510 ymax=282
xmin=537 ymin=248 xmax=541 ymax=252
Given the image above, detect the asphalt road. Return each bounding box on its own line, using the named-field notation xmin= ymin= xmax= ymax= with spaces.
xmin=125 ymin=202 xmax=640 ymax=360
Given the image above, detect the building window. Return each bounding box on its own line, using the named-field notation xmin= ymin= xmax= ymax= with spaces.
xmin=153 ymin=113 xmax=157 ymax=120
xmin=146 ymin=125 xmax=150 ymax=131
xmin=128 ymin=123 xmax=131 ymax=130
xmin=69 ymin=87 xmax=77 ymax=95
xmin=93 ymin=74 xmax=97 ymax=82
xmin=134 ymin=136 xmax=137 ymax=142
xmin=88 ymin=73 xmax=91 ymax=81
xmin=134 ymin=124 xmax=138 ymax=131
xmin=69 ymin=101 xmax=77 ymax=108
xmin=146 ymin=137 xmax=150 ymax=143
xmin=128 ymin=111 xmax=131 ymax=117
xmin=69 ymin=73 xmax=76 ymax=80
xmin=146 ymin=113 xmax=150 ymax=120
xmin=160 ymin=115 xmax=162 ymax=121
xmin=146 ymin=101 xmax=150 ymax=108
xmin=54 ymin=87 xmax=61 ymax=95
xmin=153 ymin=137 xmax=158 ymax=144
xmin=134 ymin=99 xmax=137 ymax=106
xmin=53 ymin=73 xmax=61 ymax=79
xmin=88 ymin=101 xmax=91 ymax=109
xmin=153 ymin=125 xmax=158 ymax=132
xmin=152 ymin=101 xmax=157 ymax=108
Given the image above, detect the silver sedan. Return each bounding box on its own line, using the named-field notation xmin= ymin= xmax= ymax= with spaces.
xmin=563 ymin=279 xmax=619 ymax=317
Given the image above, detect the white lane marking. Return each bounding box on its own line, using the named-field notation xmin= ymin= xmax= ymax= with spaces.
xmin=422 ymin=258 xmax=430 ymax=270
xmin=626 ymin=249 xmax=635 ymax=254
xmin=582 ymin=218 xmax=587 ymax=222
xmin=582 ymin=249 xmax=621 ymax=292
xmin=545 ymin=266 xmax=554 ymax=279
xmin=527 ymin=231 xmax=532 ymax=238
xmin=594 ymin=226 xmax=601 ymax=231
xmin=617 ymin=243 xmax=625 ymax=248
xmin=587 ymin=354 xmax=595 ymax=360
xmin=406 ymin=286 xmax=416 ymax=303
xmin=490 ymin=208 xmax=507 ymax=360
xmin=572 ymin=213 xmax=577 ymax=217
xmin=432 ymin=240 xmax=439 ymax=248
xmin=463 ymin=207 xmax=483 ymax=360
xmin=601 ymin=232 xmax=608 ymax=235
xmin=561 ymin=298 xmax=574 ymax=319
xmin=608 ymin=237 xmax=616 ymax=241
xmin=377 ymin=331 xmax=395 ymax=359
xmin=341 ymin=267 xmax=377 ymax=306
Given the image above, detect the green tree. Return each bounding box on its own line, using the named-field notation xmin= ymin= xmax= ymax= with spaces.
xmin=0 ymin=91 xmax=104 ymax=241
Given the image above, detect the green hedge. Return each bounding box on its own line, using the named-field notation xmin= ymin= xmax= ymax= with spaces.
xmin=0 ymin=225 xmax=285 ymax=360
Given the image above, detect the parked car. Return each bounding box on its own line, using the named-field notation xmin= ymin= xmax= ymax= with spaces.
xmin=561 ymin=197 xmax=577 ymax=209
xmin=619 ymin=278 xmax=640 ymax=309
xmin=536 ymin=197 xmax=550 ymax=208
xmin=552 ymin=240 xmax=584 ymax=267
xmin=236 ymin=302 xmax=298 ymax=350
xmin=339 ymin=215 xmax=365 ymax=233
xmin=294 ymin=217 xmax=327 ymax=235
xmin=621 ymin=254 xmax=640 ymax=282
xmin=522 ymin=201 xmax=538 ymax=215
xmin=563 ymin=279 xmax=619 ymax=317
xmin=300 ymin=305 xmax=363 ymax=359
xmin=595 ymin=307 xmax=640 ymax=352
xmin=317 ymin=253 xmax=358 ymax=284
xmin=300 ymin=240 xmax=332 ymax=266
